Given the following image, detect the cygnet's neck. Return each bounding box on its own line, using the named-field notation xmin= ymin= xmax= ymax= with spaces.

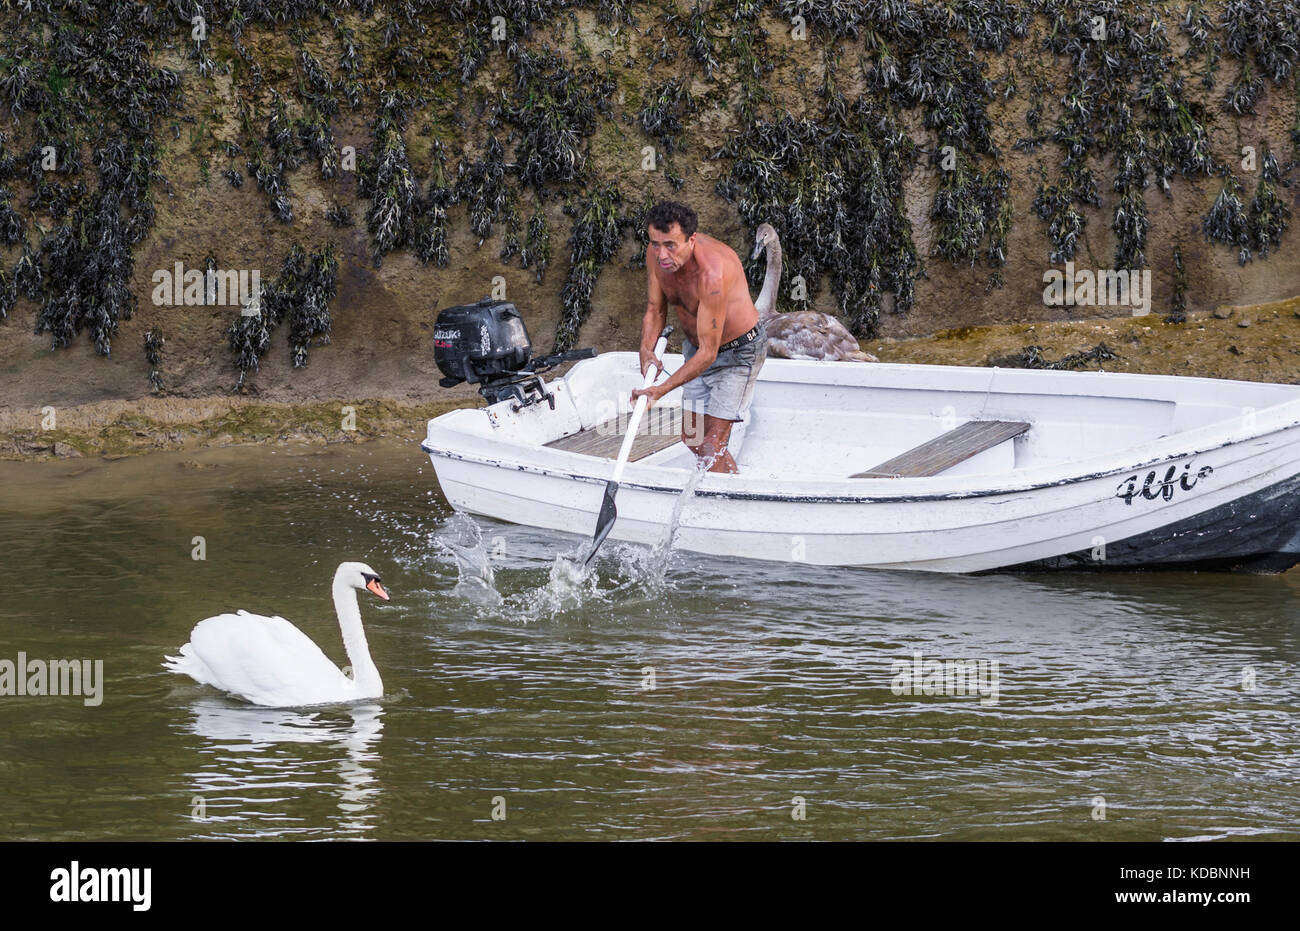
xmin=754 ymin=239 xmax=782 ymax=324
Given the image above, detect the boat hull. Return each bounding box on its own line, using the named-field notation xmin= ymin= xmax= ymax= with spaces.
xmin=997 ymin=470 xmax=1300 ymax=573
xmin=425 ymin=435 xmax=1300 ymax=573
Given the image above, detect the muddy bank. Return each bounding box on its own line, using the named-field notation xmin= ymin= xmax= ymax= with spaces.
xmin=5 ymin=293 xmax=1297 ymax=462
xmin=0 ymin=395 xmax=471 ymax=461
xmin=871 ymin=294 xmax=1300 ymax=382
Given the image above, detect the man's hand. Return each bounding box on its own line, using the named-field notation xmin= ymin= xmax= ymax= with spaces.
xmin=639 ymin=347 xmax=664 ymax=379
xmin=630 ymin=384 xmax=666 ymax=408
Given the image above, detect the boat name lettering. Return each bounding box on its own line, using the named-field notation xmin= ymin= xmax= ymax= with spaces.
xmin=1115 ymin=462 xmax=1213 ymax=506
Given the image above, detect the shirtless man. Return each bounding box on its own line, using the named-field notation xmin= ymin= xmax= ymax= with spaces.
xmin=630 ymin=201 xmax=767 ymax=474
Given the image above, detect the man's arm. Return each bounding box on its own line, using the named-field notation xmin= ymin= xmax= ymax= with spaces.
xmin=635 ymin=271 xmax=725 ymax=403
xmin=640 ymin=253 xmax=669 ymax=376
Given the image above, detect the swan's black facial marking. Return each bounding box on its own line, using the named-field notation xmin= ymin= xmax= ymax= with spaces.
xmin=361 ymin=571 xmax=389 ymax=601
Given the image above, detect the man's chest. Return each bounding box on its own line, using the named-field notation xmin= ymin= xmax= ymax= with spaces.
xmin=659 ymin=273 xmax=700 ymax=310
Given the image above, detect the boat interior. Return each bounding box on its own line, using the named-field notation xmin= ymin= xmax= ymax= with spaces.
xmin=438 ymin=354 xmax=1300 ymax=483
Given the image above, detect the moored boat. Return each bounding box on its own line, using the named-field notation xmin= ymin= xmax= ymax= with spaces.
xmin=421 ymin=347 xmax=1300 ymax=574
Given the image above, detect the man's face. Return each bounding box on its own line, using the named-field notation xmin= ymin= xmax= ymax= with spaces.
xmin=648 ymin=223 xmax=695 ymax=273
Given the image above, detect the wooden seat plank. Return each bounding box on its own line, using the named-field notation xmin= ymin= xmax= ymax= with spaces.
xmin=546 ymin=407 xmax=684 ymax=461
xmin=852 ymin=420 xmax=1030 ymax=478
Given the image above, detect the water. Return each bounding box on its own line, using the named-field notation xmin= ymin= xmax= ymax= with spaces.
xmin=1 ymin=438 xmax=1298 ymax=840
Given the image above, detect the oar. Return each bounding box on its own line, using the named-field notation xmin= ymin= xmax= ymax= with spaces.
xmin=583 ymin=326 xmax=673 ymax=566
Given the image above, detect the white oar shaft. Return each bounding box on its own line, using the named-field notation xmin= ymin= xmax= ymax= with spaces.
xmin=611 ymin=333 xmax=668 ymax=484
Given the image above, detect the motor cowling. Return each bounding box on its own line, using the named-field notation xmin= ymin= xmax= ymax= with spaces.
xmin=433 ymin=299 xmax=532 ymax=387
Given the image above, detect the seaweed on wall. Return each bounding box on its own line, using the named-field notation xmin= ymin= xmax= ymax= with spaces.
xmin=143 ymin=326 xmax=164 ymax=392
xmin=245 ymin=90 xmax=302 ymax=224
xmin=1246 ymin=148 xmax=1292 ymax=259
xmin=455 ymin=136 xmax=509 ymax=248
xmin=33 ymin=139 xmax=157 ymax=356
xmin=1165 ymin=245 xmax=1189 ymax=324
xmin=414 ymin=140 xmax=454 ymax=267
xmin=1203 ymin=173 xmax=1251 ymax=264
xmin=1 ymin=2 xmax=176 ymax=357
xmin=521 ymin=207 xmax=551 ymax=282
xmin=227 ymin=242 xmax=341 ymax=381
xmin=0 ymin=0 xmax=1297 ymax=375
xmin=360 ymin=91 xmax=418 ymax=266
xmin=288 ymin=244 xmax=340 ymax=368
xmin=715 ymin=91 xmax=919 ymax=338
xmin=0 ymin=265 xmax=14 ymax=322
xmin=502 ymin=46 xmax=615 ymax=198
xmin=556 ymin=183 xmax=625 ymax=351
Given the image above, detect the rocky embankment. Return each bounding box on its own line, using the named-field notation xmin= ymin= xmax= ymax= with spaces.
xmin=5 ymin=293 xmax=1296 ymax=461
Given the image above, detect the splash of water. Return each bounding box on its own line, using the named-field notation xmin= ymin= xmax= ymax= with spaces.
xmin=432 ymin=512 xmax=502 ymax=606
xmin=546 ymin=524 xmax=596 ymax=588
xmin=431 ymin=513 xmax=601 ymax=620
xmin=510 ymin=549 xmax=603 ymax=620
xmin=430 ymin=462 xmax=705 ymax=621
xmin=613 ymin=461 xmax=708 ymax=591
xmin=654 ymin=460 xmax=708 ymax=557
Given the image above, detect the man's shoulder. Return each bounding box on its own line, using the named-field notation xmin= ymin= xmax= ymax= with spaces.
xmin=695 ymin=233 xmax=741 ymax=275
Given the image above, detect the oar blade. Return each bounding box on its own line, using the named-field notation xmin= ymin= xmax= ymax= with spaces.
xmin=583 ymin=481 xmax=619 ymax=566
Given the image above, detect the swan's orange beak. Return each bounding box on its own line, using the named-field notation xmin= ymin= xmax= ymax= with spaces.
xmin=366 ymin=578 xmax=390 ymax=600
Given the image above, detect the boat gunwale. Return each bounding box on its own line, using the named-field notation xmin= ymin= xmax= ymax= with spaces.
xmin=580 ymin=352 xmax=1300 ymax=397
xmin=421 ymin=413 xmax=1300 ymax=504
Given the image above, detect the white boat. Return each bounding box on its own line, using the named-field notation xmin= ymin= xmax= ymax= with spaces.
xmin=420 ymin=352 xmax=1300 ymax=573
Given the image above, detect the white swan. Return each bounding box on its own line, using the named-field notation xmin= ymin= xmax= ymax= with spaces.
xmin=751 ymin=223 xmax=879 ymax=363
xmin=164 ymin=561 xmax=391 ymax=707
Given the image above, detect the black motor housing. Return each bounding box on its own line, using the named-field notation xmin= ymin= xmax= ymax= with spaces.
xmin=433 ymin=299 xmax=532 ymax=387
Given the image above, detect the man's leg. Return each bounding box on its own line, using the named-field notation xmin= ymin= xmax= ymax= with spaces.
xmin=699 ymin=415 xmax=738 ymax=473
xmin=681 ymin=330 xmax=764 ymax=473
xmin=702 ymin=330 xmax=765 ymax=473
xmin=681 ymin=408 xmax=735 ymax=471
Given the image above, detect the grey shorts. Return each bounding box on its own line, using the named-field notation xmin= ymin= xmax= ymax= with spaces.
xmin=681 ymin=323 xmax=768 ymax=422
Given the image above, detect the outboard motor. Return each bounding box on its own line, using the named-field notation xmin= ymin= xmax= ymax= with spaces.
xmin=433 ymin=298 xmax=595 ymax=409
xmin=434 ymin=299 xmax=533 ymax=387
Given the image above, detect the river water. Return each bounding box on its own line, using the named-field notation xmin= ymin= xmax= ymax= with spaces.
xmin=1 ymin=438 xmax=1297 ymax=840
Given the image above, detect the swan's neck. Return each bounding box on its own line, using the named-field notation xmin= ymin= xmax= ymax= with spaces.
xmin=754 ymin=239 xmax=782 ymax=324
xmin=333 ymin=578 xmax=381 ymax=695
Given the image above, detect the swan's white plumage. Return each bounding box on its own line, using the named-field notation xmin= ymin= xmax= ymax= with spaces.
xmin=164 ymin=562 xmax=387 ymax=708
xmin=175 ymin=612 xmax=348 ymax=706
